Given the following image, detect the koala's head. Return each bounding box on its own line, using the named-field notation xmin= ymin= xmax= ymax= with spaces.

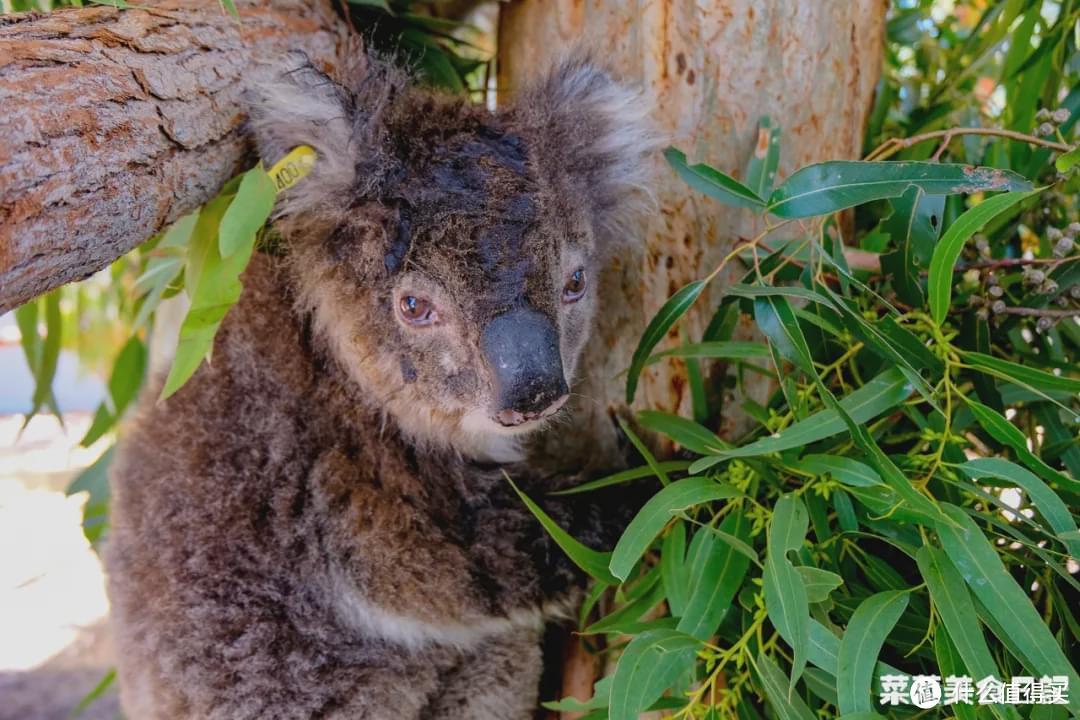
xmin=249 ymin=51 xmax=656 ymax=461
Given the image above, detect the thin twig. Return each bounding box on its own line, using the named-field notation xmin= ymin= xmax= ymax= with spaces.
xmin=956 ymin=255 xmax=1080 ymax=272
xmin=1000 ymin=306 xmax=1079 ymax=319
xmin=868 ymin=127 xmax=1072 ymax=161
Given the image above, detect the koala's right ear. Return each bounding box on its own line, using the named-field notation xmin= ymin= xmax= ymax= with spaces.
xmin=246 ymin=52 xmax=359 ymax=218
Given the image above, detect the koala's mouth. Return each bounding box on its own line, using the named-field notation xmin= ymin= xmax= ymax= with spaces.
xmin=492 ymin=393 xmax=569 ymax=429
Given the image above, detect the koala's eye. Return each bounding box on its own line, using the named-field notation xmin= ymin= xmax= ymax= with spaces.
xmin=399 ymin=295 xmax=437 ymax=326
xmin=563 ymin=268 xmax=587 ymax=303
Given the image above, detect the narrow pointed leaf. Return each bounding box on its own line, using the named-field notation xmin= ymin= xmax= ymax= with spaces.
xmin=798 ymin=454 xmax=882 ymax=487
xmin=880 ymin=186 xmax=944 ymax=307
xmin=928 ymin=190 xmax=1040 ymax=325
xmin=962 ymin=350 xmax=1080 ymax=395
xmin=836 ymin=590 xmax=909 ymax=715
xmin=936 ymin=504 xmax=1080 ymax=713
xmin=219 ymin=166 xmax=275 ymax=257
xmin=797 ymin=566 xmax=844 ymax=603
xmin=637 ymin=411 xmax=729 ymax=455
xmin=689 ymin=369 xmax=912 ymax=471
xmin=627 ymin=280 xmax=707 ymax=403
xmin=507 ymin=475 xmax=617 ymax=585
xmin=677 ymin=512 xmax=751 ymax=640
xmin=608 ymin=629 xmax=700 ymax=720
xmin=755 ymin=653 xmax=817 ymax=720
xmin=610 ymin=477 xmax=739 ymax=581
xmin=960 ymin=458 xmax=1080 ymax=557
xmin=665 ymin=147 xmax=766 ymax=210
xmin=767 ymin=161 xmax=1031 ymax=218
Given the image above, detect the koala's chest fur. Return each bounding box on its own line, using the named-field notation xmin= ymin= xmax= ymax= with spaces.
xmin=109 ymin=254 xmax=580 ymax=644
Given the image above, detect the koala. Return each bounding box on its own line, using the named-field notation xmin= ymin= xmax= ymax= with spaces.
xmin=105 ymin=49 xmax=656 ymax=720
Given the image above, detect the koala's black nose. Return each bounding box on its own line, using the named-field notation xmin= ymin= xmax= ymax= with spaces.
xmin=481 ymin=308 xmax=569 ymax=427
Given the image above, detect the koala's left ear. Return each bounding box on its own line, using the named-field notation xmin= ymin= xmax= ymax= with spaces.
xmin=246 ymin=52 xmax=359 ymax=219
xmin=514 ymin=54 xmax=661 ymax=239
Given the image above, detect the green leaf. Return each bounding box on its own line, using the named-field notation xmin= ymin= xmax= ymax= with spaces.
xmin=585 ymin=572 xmax=667 ymax=635
xmin=744 ymin=116 xmax=782 ymax=197
xmin=627 ymin=280 xmax=707 ymax=403
xmin=698 ymin=523 xmax=761 ymax=566
xmin=637 ymin=411 xmax=728 ymax=455
xmin=916 ymin=545 xmax=1020 ymax=720
xmin=618 ymin=416 xmax=673 ymax=487
xmin=754 ymin=295 xmax=814 ymax=374
xmin=932 ymin=629 xmax=983 ymax=720
xmin=880 ymin=186 xmax=945 ymax=307
xmin=764 ymin=494 xmax=810 ymax=691
xmin=927 ymin=190 xmax=1040 ymax=326
xmin=767 ymin=161 xmax=1032 ymax=219
xmin=664 ymin=147 xmax=766 ymax=210
xmin=770 ymin=493 xmax=808 ymax=554
xmin=161 ymin=194 xmax=256 ymax=400
xmin=726 ymin=283 xmax=837 ymax=309
xmin=506 ymin=475 xmax=617 ymax=586
xmin=676 ymin=512 xmax=751 ymax=640
xmin=81 ymin=336 xmax=147 ymax=447
xmin=754 ymin=653 xmax=817 ymax=720
xmin=798 ymin=454 xmax=882 ymax=487
xmin=219 ymin=166 xmax=275 ymax=257
xmin=961 ymin=350 xmax=1080 ymax=396
xmin=806 ymin=619 xmax=905 ymax=683
xmin=836 ymin=590 xmax=909 ymax=715
xmin=1056 ymin=145 xmax=1080 ymax=173
xmin=543 ymin=676 xmax=612 ymax=713
xmin=797 ymin=566 xmax=844 ymax=603
xmin=936 ymin=504 xmax=1080 ymax=713
xmin=608 ymin=629 xmax=700 ymax=720
xmin=550 ymin=461 xmax=691 ymax=496
xmin=661 ymin=521 xmax=689 ymax=617
xmin=960 ymin=458 xmax=1080 ymax=557
xmin=645 ymin=340 xmax=770 ymax=364
xmin=72 ymin=668 xmax=116 ymax=717
xmin=20 ymin=291 xmax=63 ymax=421
xmin=66 ymin=446 xmax=114 ymax=545
xmin=690 ymin=368 xmax=912 ymax=471
xmin=609 ymin=477 xmax=739 ymax=581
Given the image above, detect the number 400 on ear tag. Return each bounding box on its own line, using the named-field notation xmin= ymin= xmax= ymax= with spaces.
xmin=266 ymin=145 xmax=317 ymax=194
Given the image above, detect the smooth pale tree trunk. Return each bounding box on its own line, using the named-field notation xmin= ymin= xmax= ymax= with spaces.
xmin=0 ymin=0 xmax=344 ymax=312
xmin=502 ymin=0 xmax=886 ymax=455
xmin=497 ymin=1 xmax=886 ymax=713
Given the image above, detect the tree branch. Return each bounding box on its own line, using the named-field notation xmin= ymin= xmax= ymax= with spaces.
xmin=0 ymin=0 xmax=346 ymax=312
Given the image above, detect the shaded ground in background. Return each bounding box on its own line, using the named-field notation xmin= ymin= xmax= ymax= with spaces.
xmin=0 ymin=414 xmax=120 ymax=720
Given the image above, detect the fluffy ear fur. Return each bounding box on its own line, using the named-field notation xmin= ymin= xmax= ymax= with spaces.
xmin=246 ymin=51 xmax=358 ymax=219
xmin=247 ymin=50 xmax=410 ymax=220
xmin=514 ymin=53 xmax=661 ymax=240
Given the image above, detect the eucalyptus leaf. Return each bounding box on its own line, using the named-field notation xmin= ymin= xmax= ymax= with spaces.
xmin=928 ymin=190 xmax=1041 ymax=326
xmin=767 ymin=162 xmax=1031 ymax=218
xmin=665 ymin=147 xmax=766 ymax=210
xmin=836 ymin=590 xmax=909 ymax=715
xmin=610 ymin=477 xmax=740 ymax=581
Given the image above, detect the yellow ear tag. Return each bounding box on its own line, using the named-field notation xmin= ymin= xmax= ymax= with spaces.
xmin=267 ymin=145 xmax=317 ymax=194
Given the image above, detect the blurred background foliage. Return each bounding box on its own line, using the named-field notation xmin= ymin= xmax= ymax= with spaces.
xmin=2 ymin=0 xmax=1078 ymax=718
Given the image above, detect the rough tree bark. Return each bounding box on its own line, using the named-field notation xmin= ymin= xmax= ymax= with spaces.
xmin=497 ymin=1 xmax=886 ymax=713
xmin=0 ymin=0 xmax=344 ymax=312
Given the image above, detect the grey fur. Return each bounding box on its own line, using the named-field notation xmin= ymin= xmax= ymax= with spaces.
xmin=106 ymin=49 xmax=657 ymax=719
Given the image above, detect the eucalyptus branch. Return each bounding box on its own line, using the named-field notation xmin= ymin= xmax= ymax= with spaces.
xmin=956 ymin=255 xmax=1079 ymax=271
xmin=867 ymin=127 xmax=1073 ymax=161
xmin=1000 ymin=306 xmax=1079 ymax=319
